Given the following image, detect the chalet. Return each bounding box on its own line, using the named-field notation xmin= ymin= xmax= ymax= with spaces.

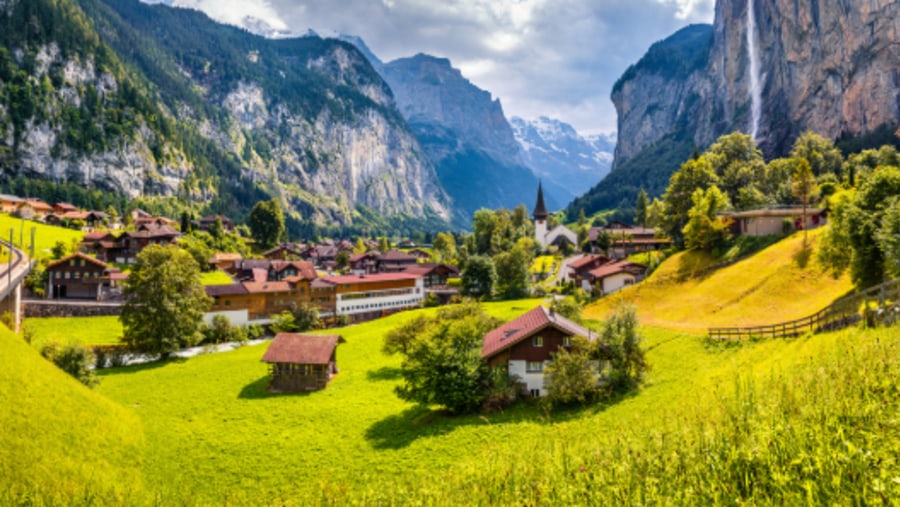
xmin=325 ymin=272 xmax=425 ymax=323
xmin=133 ymin=216 xmax=178 ymax=229
xmin=377 ymin=250 xmax=418 ymax=272
xmin=79 ymin=232 xmax=118 ymax=262
xmin=262 ymin=243 xmax=306 ymax=260
xmin=17 ymin=199 xmax=53 ymax=219
xmin=228 ymin=259 xmax=316 ymax=283
xmin=196 ymin=214 xmax=234 ymax=233
xmin=583 ymin=260 xmax=647 ymax=294
xmin=0 ymin=194 xmax=24 ymax=213
xmin=407 ymin=248 xmax=432 ymax=260
xmin=53 ymin=202 xmax=78 ymax=213
xmin=397 ymin=240 xmax=416 ymax=248
xmin=261 ymin=333 xmax=344 ymax=392
xmin=130 ymin=208 xmax=152 ymax=221
xmin=404 ymin=263 xmax=460 ymax=305
xmin=588 ymin=221 xmax=671 ymax=259
xmin=209 ymin=252 xmax=243 ymax=271
xmin=567 ymin=254 xmax=610 ymax=284
xmin=336 ymin=239 xmax=355 ymax=252
xmin=348 ymin=251 xmax=380 ymax=275
xmin=115 ymin=224 xmax=179 ymax=263
xmin=721 ymin=207 xmax=826 ymax=237
xmin=48 ymin=210 xmax=110 ymax=229
xmin=482 ymin=306 xmax=593 ymax=397
xmin=45 ymin=252 xmax=109 ymax=299
xmin=310 ymin=245 xmax=339 ymax=268
xmin=205 ymin=281 xmax=296 ymax=325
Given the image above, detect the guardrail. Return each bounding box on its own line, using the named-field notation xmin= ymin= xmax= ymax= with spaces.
xmin=0 ymin=239 xmax=28 ymax=300
xmin=709 ymin=278 xmax=900 ymax=340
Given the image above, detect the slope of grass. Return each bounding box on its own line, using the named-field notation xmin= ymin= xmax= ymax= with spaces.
xmin=25 ymin=315 xmax=123 ymax=350
xmin=0 ymin=213 xmax=85 ymax=260
xmin=586 ymin=228 xmax=855 ymax=332
xmin=200 ymin=270 xmax=234 ymax=285
xmin=0 ymin=324 xmax=144 ymax=504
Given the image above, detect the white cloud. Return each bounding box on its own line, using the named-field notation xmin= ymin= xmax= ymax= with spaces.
xmin=171 ymin=0 xmax=289 ymax=31
xmin=151 ymin=0 xmax=719 ymax=134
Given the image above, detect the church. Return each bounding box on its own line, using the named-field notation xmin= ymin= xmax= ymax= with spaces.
xmin=533 ymin=182 xmax=577 ymax=250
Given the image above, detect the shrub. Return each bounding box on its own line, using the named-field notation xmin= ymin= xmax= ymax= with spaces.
xmin=41 ymin=342 xmax=99 ymax=387
xmin=482 ymin=367 xmax=520 ymax=412
xmin=543 ymin=336 xmax=599 ymax=407
xmin=598 ymin=304 xmax=648 ymax=394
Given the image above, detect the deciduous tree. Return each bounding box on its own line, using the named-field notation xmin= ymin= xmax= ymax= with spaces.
xmin=461 ymin=255 xmax=497 ymax=299
xmin=120 ymin=245 xmax=212 ymax=359
xmin=248 ymin=199 xmax=285 ymax=250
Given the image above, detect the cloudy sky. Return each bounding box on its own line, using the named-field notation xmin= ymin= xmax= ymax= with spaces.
xmin=160 ymin=0 xmax=715 ymax=135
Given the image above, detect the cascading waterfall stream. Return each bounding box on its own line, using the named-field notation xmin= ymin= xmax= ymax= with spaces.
xmin=747 ymin=0 xmax=762 ymax=141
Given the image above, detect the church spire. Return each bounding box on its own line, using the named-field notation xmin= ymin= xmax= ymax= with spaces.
xmin=533 ymin=181 xmax=548 ymax=220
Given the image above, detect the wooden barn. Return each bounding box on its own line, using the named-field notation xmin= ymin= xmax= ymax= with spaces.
xmin=261 ymin=333 xmax=344 ymax=392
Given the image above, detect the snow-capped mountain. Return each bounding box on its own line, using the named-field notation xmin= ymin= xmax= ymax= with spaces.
xmin=511 ymin=116 xmax=615 ymax=203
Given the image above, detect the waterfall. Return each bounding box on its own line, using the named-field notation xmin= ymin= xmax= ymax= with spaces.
xmin=747 ymin=0 xmax=762 ymax=141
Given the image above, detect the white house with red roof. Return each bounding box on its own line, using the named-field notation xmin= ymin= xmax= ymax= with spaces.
xmin=482 ymin=306 xmax=593 ymax=397
xmin=584 ymin=260 xmax=647 ymax=294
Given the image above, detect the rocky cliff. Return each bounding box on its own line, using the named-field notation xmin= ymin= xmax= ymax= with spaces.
xmin=0 ymin=0 xmax=451 ymax=231
xmin=573 ymin=0 xmax=900 ymax=218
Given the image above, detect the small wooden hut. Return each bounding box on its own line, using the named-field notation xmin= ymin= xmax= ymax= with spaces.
xmin=261 ymin=333 xmax=343 ymax=392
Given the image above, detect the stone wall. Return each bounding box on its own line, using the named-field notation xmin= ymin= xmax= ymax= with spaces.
xmin=25 ymin=301 xmax=123 ymax=318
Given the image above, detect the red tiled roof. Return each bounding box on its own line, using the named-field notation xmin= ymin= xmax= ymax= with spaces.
xmin=587 ymin=260 xmax=646 ymax=280
xmin=242 ymin=281 xmax=293 ymax=293
xmin=271 ymin=260 xmax=316 ymax=279
xmin=482 ymin=306 xmax=591 ymax=359
xmin=46 ymin=252 xmax=107 ymax=270
xmin=261 ymin=334 xmax=343 ymax=364
xmin=403 ymin=263 xmax=460 ymax=276
xmin=323 ymin=272 xmax=421 ymax=284
xmin=568 ymin=254 xmax=608 ymax=270
xmin=83 ymin=231 xmax=113 ymax=241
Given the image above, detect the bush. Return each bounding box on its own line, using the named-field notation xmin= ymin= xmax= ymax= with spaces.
xmin=482 ymin=367 xmax=520 ymax=412
xmin=543 ymin=336 xmax=598 ymax=407
xmin=41 ymin=343 xmax=99 ymax=387
xmin=598 ymin=304 xmax=648 ymax=394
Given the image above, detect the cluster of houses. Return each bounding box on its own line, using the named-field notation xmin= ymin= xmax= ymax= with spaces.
xmin=263 ymin=303 xmax=591 ymax=396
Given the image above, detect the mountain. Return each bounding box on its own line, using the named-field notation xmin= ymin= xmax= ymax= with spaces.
xmin=0 ymin=0 xmax=450 ymax=235
xmin=570 ymin=0 xmax=900 ymax=219
xmin=510 ymin=116 xmax=614 ymax=203
xmin=379 ymin=54 xmax=558 ymax=221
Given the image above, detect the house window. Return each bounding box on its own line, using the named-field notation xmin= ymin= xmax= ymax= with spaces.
xmin=64 ymin=272 xmax=70 ymax=279
xmin=55 ymin=271 xmax=61 ymax=279
xmin=530 ymin=389 xmax=541 ymax=398
xmin=563 ymin=336 xmax=571 ymax=347
xmin=533 ymin=336 xmax=543 ymax=347
xmin=526 ymin=361 xmax=543 ymax=373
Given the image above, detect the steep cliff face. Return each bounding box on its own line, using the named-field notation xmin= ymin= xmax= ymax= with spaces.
xmin=380 ymin=54 xmax=551 ymax=221
xmin=0 ymin=0 xmax=451 ymax=229
xmin=574 ymin=0 xmax=900 ymax=218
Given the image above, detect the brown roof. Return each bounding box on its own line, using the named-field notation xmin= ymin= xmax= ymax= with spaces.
xmin=54 ymin=202 xmax=78 ymax=212
xmin=242 ymin=281 xmax=293 ymax=293
xmin=587 ymin=260 xmax=646 ymax=280
xmin=261 ymin=334 xmax=343 ymax=365
xmin=126 ymin=225 xmax=179 ymax=238
xmin=568 ymin=254 xmax=609 ymax=270
xmin=379 ymin=250 xmax=417 ymax=262
xmin=21 ymin=199 xmax=53 ymax=212
xmin=205 ymin=284 xmax=249 ymax=297
xmin=46 ymin=252 xmax=108 ymax=270
xmin=209 ymin=252 xmax=243 ymax=263
xmin=311 ymin=278 xmax=335 ymax=289
xmin=83 ymin=231 xmax=114 ymax=241
xmin=403 ymin=263 xmax=460 ymax=276
xmin=589 ymin=226 xmax=658 ymax=242
xmin=482 ymin=306 xmax=591 ymax=360
xmin=271 ymin=260 xmax=316 ymax=279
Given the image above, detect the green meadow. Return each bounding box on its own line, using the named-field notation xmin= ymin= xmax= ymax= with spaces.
xmin=4 ymin=236 xmax=900 ymax=504
xmin=25 ymin=315 xmax=123 ymax=350
xmin=0 ymin=213 xmax=85 ymax=260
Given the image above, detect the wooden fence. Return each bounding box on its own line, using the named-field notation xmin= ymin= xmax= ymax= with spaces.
xmin=708 ymin=278 xmax=900 ymax=340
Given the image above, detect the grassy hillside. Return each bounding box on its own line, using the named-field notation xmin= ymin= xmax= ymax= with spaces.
xmin=26 ymin=315 xmax=123 ymax=349
xmin=0 ymin=324 xmax=144 ymax=504
xmin=586 ymin=228 xmax=855 ymax=332
xmin=0 ymin=213 xmax=85 ymax=260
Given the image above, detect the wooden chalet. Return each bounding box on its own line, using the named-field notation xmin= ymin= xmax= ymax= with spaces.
xmin=45 ymin=252 xmax=110 ymax=299
xmin=348 ymin=251 xmax=380 ymax=275
xmin=567 ymin=254 xmax=610 ymax=283
xmin=377 ymin=250 xmax=418 ymax=272
xmin=588 ymin=222 xmax=670 ymax=259
xmin=482 ymin=306 xmax=593 ymax=397
xmin=583 ymin=260 xmax=647 ymax=294
xmin=0 ymin=194 xmax=24 ymax=213
xmin=17 ymin=198 xmax=53 ymax=219
xmin=261 ymin=333 xmax=344 ymax=392
xmin=262 ymin=243 xmax=306 ymax=260
xmin=196 ymin=214 xmax=234 ymax=233
xmin=53 ymin=202 xmax=78 ymax=213
xmin=407 ymin=248 xmax=432 ymax=260
xmin=209 ymin=252 xmax=243 ymax=271
xmin=721 ymin=207 xmax=826 ymax=236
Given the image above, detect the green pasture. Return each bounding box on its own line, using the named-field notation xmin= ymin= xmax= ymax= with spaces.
xmin=0 ymin=213 xmax=85 ymax=260
xmin=25 ymin=315 xmax=123 ymax=350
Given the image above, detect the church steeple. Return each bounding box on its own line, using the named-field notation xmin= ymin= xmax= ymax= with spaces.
xmin=533 ymin=181 xmax=548 ymax=220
